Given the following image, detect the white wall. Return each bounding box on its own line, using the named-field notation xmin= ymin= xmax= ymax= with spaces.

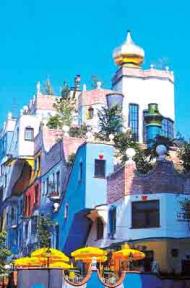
xmin=87 ymin=193 xmax=190 ymax=248
xmin=18 ymin=115 xmax=40 ymax=157
xmin=113 ymin=69 xmax=175 ymax=142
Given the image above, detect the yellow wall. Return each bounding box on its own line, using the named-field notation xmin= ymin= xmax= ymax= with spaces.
xmin=131 ymin=239 xmax=190 ymax=273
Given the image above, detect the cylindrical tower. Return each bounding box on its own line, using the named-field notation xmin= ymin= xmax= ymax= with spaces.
xmin=144 ymin=103 xmax=163 ymax=147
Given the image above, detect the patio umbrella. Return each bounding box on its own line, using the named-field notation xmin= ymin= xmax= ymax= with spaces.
xmin=14 ymin=257 xmax=46 ymax=268
xmin=74 ymin=255 xmax=107 ymax=263
xmin=48 ymin=262 xmax=72 ymax=269
xmin=31 ymin=248 xmax=70 ymax=263
xmin=112 ymin=248 xmax=145 ymax=261
xmin=71 ymin=247 xmax=107 ymax=260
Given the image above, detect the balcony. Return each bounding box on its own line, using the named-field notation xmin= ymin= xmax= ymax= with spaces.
xmin=49 ymin=191 xmax=61 ymax=202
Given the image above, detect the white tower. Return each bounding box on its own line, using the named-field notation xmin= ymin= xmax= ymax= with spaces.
xmin=112 ymin=31 xmax=175 ymax=143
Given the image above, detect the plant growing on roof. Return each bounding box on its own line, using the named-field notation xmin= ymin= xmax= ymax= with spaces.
xmin=96 ymin=105 xmax=123 ymax=141
xmin=178 ymin=142 xmax=190 ymax=173
xmin=43 ymin=79 xmax=54 ymax=95
xmin=114 ymin=130 xmax=153 ymax=174
xmin=47 ymin=96 xmax=74 ymax=129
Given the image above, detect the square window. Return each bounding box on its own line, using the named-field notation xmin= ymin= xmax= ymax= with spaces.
xmin=24 ymin=127 xmax=34 ymax=141
xmin=94 ymin=159 xmax=106 ymax=178
xmin=132 ymin=200 xmax=160 ymax=228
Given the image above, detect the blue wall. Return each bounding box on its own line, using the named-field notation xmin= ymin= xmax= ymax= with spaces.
xmin=53 ymin=143 xmax=114 ymax=254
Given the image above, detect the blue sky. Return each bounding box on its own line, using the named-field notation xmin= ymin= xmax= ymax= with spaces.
xmin=0 ymin=0 xmax=189 ymax=138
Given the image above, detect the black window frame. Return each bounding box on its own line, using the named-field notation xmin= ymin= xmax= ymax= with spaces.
xmin=128 ymin=103 xmax=139 ymax=141
xmin=94 ymin=159 xmax=106 ymax=178
xmin=132 ymin=200 xmax=160 ymax=229
xmin=162 ymin=117 xmax=174 ymax=139
xmin=24 ymin=127 xmax=34 ymax=141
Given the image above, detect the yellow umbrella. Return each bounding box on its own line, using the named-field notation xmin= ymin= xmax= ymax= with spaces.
xmin=31 ymin=248 xmax=69 ymax=263
xmin=71 ymin=247 xmax=107 ymax=259
xmin=74 ymin=255 xmax=107 ymax=263
xmin=112 ymin=246 xmax=145 ymax=261
xmin=14 ymin=257 xmax=46 ymax=267
xmin=48 ymin=262 xmax=72 ymax=269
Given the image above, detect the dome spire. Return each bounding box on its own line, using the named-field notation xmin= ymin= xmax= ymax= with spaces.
xmin=125 ymin=31 xmax=133 ymax=45
xmin=113 ymin=31 xmax=145 ymax=68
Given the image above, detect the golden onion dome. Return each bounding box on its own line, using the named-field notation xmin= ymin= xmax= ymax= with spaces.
xmin=113 ymin=31 xmax=145 ymax=67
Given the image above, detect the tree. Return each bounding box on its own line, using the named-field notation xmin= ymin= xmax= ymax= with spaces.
xmin=114 ymin=131 xmax=153 ymax=174
xmin=145 ymin=135 xmax=174 ymax=160
xmin=69 ymin=124 xmax=88 ymax=138
xmin=47 ymin=97 xmax=74 ymax=129
xmin=178 ymin=143 xmax=190 ymax=173
xmin=60 ymin=82 xmax=70 ymax=99
xmin=97 ymin=105 xmax=123 ymax=141
xmin=37 ymin=216 xmax=54 ymax=248
xmin=43 ymin=79 xmax=54 ymax=95
xmin=0 ymin=231 xmax=11 ymax=275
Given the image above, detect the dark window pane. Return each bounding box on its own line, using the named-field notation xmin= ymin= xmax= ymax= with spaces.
xmin=162 ymin=118 xmax=174 ymax=139
xmin=96 ymin=217 xmax=104 ymax=240
xmin=132 ymin=200 xmax=160 ymax=228
xmin=109 ymin=206 xmax=116 ymax=238
xmin=94 ymin=159 xmax=106 ymax=178
xmin=128 ymin=104 xmax=139 ymax=141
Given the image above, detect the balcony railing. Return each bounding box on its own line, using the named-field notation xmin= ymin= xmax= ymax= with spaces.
xmin=49 ymin=191 xmax=61 ymax=202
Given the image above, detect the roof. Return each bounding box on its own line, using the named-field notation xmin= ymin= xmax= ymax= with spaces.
xmin=78 ymin=88 xmax=114 ymax=107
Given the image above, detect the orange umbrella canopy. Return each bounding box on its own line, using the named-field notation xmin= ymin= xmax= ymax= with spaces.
xmin=71 ymin=247 xmax=107 ymax=262
xmin=112 ymin=245 xmax=145 ymax=261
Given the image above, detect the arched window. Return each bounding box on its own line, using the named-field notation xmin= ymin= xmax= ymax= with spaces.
xmin=96 ymin=217 xmax=104 ymax=240
xmin=108 ymin=206 xmax=116 ymax=239
xmin=87 ymin=106 xmax=94 ymax=119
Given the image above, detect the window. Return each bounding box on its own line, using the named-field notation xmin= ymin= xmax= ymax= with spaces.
xmin=108 ymin=206 xmax=116 ymax=239
xmin=46 ymin=177 xmax=49 ymax=195
xmin=171 ymin=248 xmax=179 ymax=258
xmin=34 ymin=156 xmax=41 ymax=172
xmin=4 ymin=174 xmax=7 ymax=188
xmin=11 ymin=207 xmax=15 ymax=222
xmin=25 ymin=222 xmax=28 ymax=239
xmin=128 ymin=104 xmax=139 ymax=141
xmin=55 ymin=225 xmax=59 ymax=249
xmin=94 ymin=159 xmax=106 ymax=178
xmin=56 ymin=171 xmax=60 ymax=193
xmin=24 ymin=127 xmax=34 ymax=141
xmin=34 ymin=184 xmax=39 ymax=204
xmin=78 ymin=162 xmax=83 ymax=182
xmin=88 ymin=107 xmax=94 ymax=119
xmin=64 ymin=203 xmax=69 ymax=219
xmin=28 ymin=195 xmax=31 ymax=214
xmin=20 ymin=200 xmax=23 ymax=215
xmin=31 ymin=216 xmax=37 ymax=235
xmin=162 ymin=118 xmax=174 ymax=139
xmin=132 ymin=200 xmax=160 ymax=228
xmin=96 ymin=217 xmax=104 ymax=240
xmin=143 ymin=110 xmax=148 ymax=143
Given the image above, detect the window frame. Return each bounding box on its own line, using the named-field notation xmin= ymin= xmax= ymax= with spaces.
xmin=24 ymin=127 xmax=34 ymax=141
xmin=128 ymin=103 xmax=139 ymax=141
xmin=94 ymin=159 xmax=106 ymax=178
xmin=131 ymin=200 xmax=160 ymax=229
